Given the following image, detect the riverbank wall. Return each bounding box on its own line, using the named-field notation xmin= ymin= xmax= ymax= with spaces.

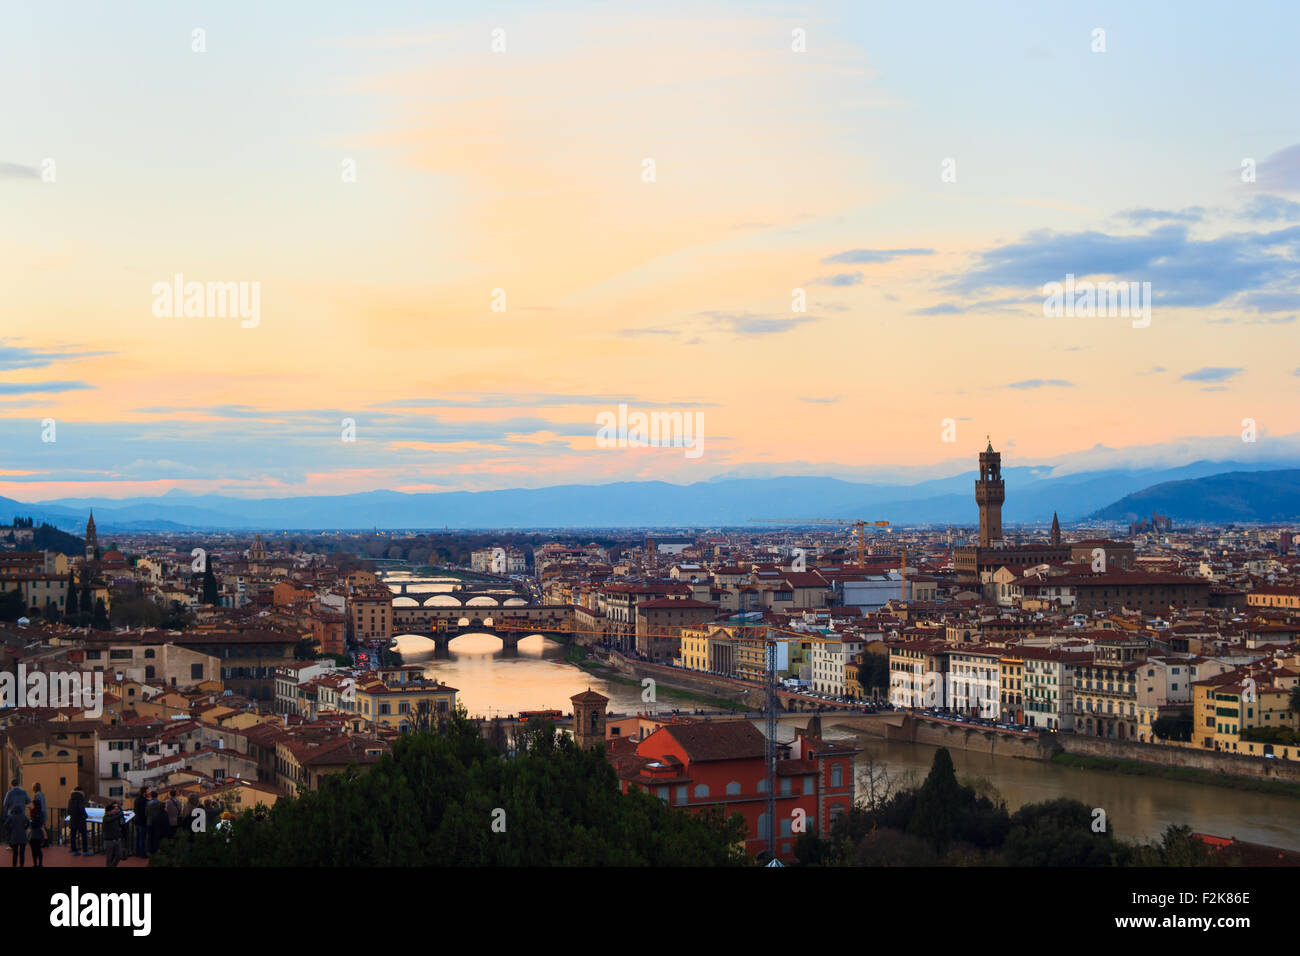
xmin=835 ymin=713 xmax=1300 ymax=783
xmin=1054 ymin=734 xmax=1300 ymax=783
xmin=833 ymin=713 xmax=1057 ymax=759
xmin=602 ymin=654 xmax=768 ymax=709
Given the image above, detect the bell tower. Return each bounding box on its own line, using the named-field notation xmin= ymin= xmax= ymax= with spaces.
xmin=569 ymin=688 xmax=609 ymax=750
xmin=975 ymin=439 xmax=1004 ymax=547
xmin=84 ymin=510 xmax=98 ymax=562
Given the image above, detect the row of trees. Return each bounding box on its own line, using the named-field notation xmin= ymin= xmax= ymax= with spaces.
xmin=796 ymin=748 xmax=1216 ymax=866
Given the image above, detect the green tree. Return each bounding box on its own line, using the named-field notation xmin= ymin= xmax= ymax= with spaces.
xmin=154 ymin=718 xmax=749 ymax=867
xmin=92 ymin=597 xmax=109 ymax=629
xmin=907 ymin=748 xmax=965 ymax=850
xmin=1000 ymin=798 xmax=1132 ymax=867
xmin=202 ymin=557 xmax=220 ymax=605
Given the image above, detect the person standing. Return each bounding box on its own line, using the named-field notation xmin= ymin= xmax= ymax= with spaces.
xmin=67 ymin=785 xmax=88 ymax=856
xmin=6 ymin=803 xmax=26 ymax=867
xmin=27 ymin=802 xmax=45 ymax=868
xmin=2 ymin=780 xmax=29 ymax=819
xmin=133 ymin=787 xmax=149 ymax=857
xmin=165 ymin=789 xmax=181 ymax=840
xmin=30 ymin=782 xmax=46 ymax=821
xmin=146 ymin=790 xmax=163 ymax=855
xmin=101 ymin=802 xmax=125 ymax=868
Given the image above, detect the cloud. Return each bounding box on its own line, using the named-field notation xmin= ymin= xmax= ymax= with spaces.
xmin=1180 ymin=367 xmax=1242 ymax=383
xmin=0 ymin=343 xmax=111 ymax=370
xmin=807 ymin=272 xmax=864 ymax=287
xmin=912 ymin=303 xmax=962 ymax=315
xmin=820 ymin=248 xmax=934 ymax=265
xmin=941 ymin=222 xmax=1300 ymax=308
xmin=1239 ymin=291 xmax=1300 ymax=312
xmin=1006 ymin=379 xmax=1073 ymax=389
xmin=799 ymin=396 xmax=840 ymax=404
xmin=699 ymin=312 xmax=820 ymax=336
xmin=1118 ymin=207 xmax=1205 ymax=225
xmin=0 ymin=381 xmax=94 ymax=394
xmin=1239 ymin=194 xmax=1300 ymax=222
xmin=0 ymin=162 xmax=40 ymax=180
xmin=1257 ymin=143 xmax=1300 ymax=192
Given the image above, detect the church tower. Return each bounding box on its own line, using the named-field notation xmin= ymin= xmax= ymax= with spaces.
xmin=975 ymin=439 xmax=1005 ymax=547
xmin=84 ymin=510 xmax=98 ymax=562
xmin=1050 ymin=512 xmax=1061 ymax=546
xmin=569 ymin=688 xmax=609 ymax=750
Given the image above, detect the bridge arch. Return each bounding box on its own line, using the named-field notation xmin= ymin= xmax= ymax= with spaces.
xmin=465 ymin=596 xmax=499 ymax=607
xmin=424 ymin=594 xmax=463 ymax=607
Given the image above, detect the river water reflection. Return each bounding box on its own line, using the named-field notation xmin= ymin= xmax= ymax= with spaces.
xmin=819 ymin=726 xmax=1300 ymax=851
xmin=392 ymin=632 xmax=702 ymax=719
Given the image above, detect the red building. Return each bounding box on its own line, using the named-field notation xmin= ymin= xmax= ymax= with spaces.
xmin=609 ymin=719 xmax=857 ymax=862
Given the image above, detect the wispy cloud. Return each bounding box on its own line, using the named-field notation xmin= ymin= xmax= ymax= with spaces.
xmin=700 ymin=312 xmax=820 ymax=336
xmin=807 ymin=272 xmax=864 ymax=286
xmin=0 ymin=343 xmax=111 ymax=370
xmin=0 ymin=381 xmax=94 ymax=395
xmin=1180 ymin=367 xmax=1242 ymax=383
xmin=0 ymin=162 xmax=40 ymax=180
xmin=1007 ymin=379 xmax=1073 ymax=389
xmin=821 ymin=248 xmax=934 ymax=265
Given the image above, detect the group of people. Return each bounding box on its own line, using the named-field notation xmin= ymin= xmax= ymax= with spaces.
xmin=4 ymin=780 xmax=48 ymax=867
xmin=1 ymin=779 xmax=235 ymax=868
xmin=132 ymin=787 xmax=229 ymax=861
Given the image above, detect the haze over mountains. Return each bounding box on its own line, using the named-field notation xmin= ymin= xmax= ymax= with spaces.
xmin=4 ymin=459 xmax=1298 ymax=531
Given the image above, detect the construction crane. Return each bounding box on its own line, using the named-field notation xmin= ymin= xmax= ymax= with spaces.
xmin=747 ymin=517 xmax=890 ymax=566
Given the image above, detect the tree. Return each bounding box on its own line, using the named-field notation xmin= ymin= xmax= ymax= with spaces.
xmin=202 ymin=557 xmax=220 ymax=606
xmin=1000 ymin=798 xmax=1132 ymax=867
xmin=0 ymin=588 xmax=26 ymax=621
xmin=153 ymin=718 xmax=750 ymax=867
xmin=907 ymin=748 xmax=965 ymax=850
xmin=92 ymin=598 xmax=109 ymax=629
xmin=66 ymin=575 xmax=79 ymax=617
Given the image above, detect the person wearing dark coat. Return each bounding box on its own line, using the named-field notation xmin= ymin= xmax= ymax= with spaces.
xmin=27 ymin=803 xmax=45 ymax=867
xmin=67 ymin=785 xmax=89 ymax=856
xmin=6 ymin=806 xmax=27 ymax=867
xmin=101 ymin=802 xmax=125 ymax=868
xmin=133 ymin=788 xmax=149 ymax=857
xmin=146 ymin=790 xmax=164 ymax=855
xmin=2 ymin=780 xmax=29 ymax=819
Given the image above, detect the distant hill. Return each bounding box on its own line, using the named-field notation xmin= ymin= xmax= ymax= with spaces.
xmin=6 ymin=458 xmax=1298 ymax=530
xmin=1090 ymin=469 xmax=1300 ymax=523
xmin=0 ymin=520 xmax=85 ymax=557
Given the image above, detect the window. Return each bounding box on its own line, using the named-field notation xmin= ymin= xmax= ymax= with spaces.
xmin=693 ymin=783 xmax=710 ymax=798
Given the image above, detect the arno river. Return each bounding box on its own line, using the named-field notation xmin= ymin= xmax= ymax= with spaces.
xmin=392 ymin=629 xmax=1300 ymax=852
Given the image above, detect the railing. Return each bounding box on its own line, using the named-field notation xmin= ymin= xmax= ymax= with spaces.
xmin=49 ymin=804 xmax=151 ymax=859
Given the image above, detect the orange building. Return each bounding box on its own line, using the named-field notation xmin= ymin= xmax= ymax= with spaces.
xmin=609 ymin=719 xmax=856 ymax=862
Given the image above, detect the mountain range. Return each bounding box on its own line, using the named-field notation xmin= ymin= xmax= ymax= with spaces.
xmin=4 ymin=458 xmax=1298 ymax=531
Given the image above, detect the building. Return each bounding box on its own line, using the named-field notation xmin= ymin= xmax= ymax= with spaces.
xmin=348 ymin=587 xmax=393 ymax=643
xmin=609 ymin=720 xmax=856 ymax=862
xmin=570 ymin=689 xmax=608 ymax=749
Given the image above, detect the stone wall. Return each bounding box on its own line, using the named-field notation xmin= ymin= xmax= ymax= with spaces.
xmin=1055 ymin=733 xmax=1300 ymax=782
xmin=605 ymin=653 xmax=767 ymax=709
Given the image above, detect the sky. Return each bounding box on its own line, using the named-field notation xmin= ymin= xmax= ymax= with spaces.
xmin=3 ymin=0 xmax=1300 ymax=501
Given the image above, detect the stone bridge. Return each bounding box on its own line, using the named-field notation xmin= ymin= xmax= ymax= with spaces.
xmin=391 ymin=603 xmax=578 ymax=653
